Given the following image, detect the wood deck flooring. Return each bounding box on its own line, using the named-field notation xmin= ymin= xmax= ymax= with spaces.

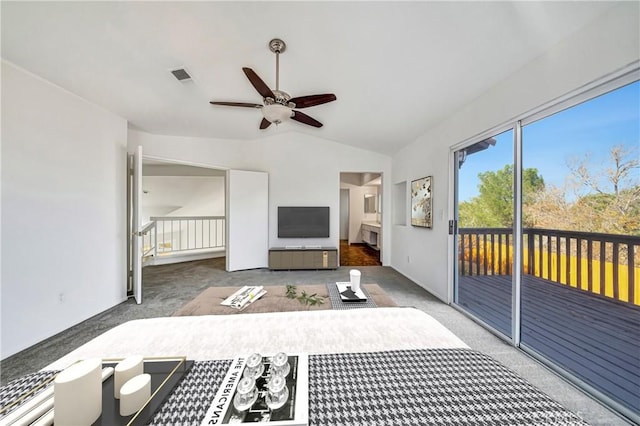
xmin=457 ymin=274 xmax=640 ymax=415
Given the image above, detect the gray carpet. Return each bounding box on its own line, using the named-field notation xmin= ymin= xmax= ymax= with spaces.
xmin=0 ymin=257 xmax=628 ymax=425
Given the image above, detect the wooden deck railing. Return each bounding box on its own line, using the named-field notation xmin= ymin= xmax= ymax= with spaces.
xmin=459 ymin=228 xmax=514 ymax=276
xmin=458 ymin=227 xmax=640 ymax=306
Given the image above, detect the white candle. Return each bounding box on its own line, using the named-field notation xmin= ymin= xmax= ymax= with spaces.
xmin=350 ymin=269 xmax=361 ymax=292
xmin=54 ymin=358 xmax=102 ymax=426
xmin=0 ymin=367 xmax=113 ymax=426
xmin=114 ymin=355 xmax=144 ymax=399
xmin=119 ymin=374 xmax=151 ymax=416
xmin=1 ymin=367 xmax=113 ymax=426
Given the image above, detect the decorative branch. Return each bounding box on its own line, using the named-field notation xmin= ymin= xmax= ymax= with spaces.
xmin=285 ymin=285 xmax=325 ymax=306
xmin=285 ymin=284 xmax=297 ymax=299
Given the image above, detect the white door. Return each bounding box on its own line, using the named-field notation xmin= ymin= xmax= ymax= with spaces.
xmin=226 ymin=170 xmax=269 ymax=271
xmin=131 ymin=146 xmax=143 ymax=303
xmin=340 ymin=189 xmax=349 ymax=240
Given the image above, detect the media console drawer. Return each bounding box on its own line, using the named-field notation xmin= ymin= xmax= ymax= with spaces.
xmin=268 ymin=247 xmax=338 ymax=270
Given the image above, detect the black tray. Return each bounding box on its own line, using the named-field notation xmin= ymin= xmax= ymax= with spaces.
xmin=93 ymin=357 xmax=193 ymax=426
xmin=339 ymin=288 xmax=367 ymax=302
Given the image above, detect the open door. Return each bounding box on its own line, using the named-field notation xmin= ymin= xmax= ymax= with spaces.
xmin=128 ymin=146 xmax=143 ymax=304
xmin=226 ymin=170 xmax=269 ymax=271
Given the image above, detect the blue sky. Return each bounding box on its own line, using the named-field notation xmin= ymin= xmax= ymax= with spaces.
xmin=458 ymin=80 xmax=640 ymax=202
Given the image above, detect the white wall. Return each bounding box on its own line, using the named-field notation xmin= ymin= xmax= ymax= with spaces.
xmin=166 ymin=177 xmax=225 ymax=217
xmin=141 ymin=176 xmax=225 ymax=223
xmin=128 ymin=129 xmax=392 ymax=264
xmin=390 ymin=3 xmax=640 ymax=302
xmin=1 ymin=61 xmax=128 ymax=358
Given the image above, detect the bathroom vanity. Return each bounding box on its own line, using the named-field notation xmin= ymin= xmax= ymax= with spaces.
xmin=361 ymin=221 xmax=381 ymax=250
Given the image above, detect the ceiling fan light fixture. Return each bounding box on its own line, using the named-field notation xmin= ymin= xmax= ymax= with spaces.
xmin=262 ymin=103 xmax=292 ymax=125
xmin=210 ymin=38 xmax=336 ymax=130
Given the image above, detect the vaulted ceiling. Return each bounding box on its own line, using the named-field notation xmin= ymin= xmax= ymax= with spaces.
xmin=1 ymin=1 xmax=616 ymax=155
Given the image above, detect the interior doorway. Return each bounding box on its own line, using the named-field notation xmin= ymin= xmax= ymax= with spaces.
xmin=140 ymin=159 xmax=227 ymax=263
xmin=127 ymin=153 xmax=227 ymax=301
xmin=339 ymin=172 xmax=382 ymax=266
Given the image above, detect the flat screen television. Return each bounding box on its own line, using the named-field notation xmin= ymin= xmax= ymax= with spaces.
xmin=278 ymin=206 xmax=330 ymax=238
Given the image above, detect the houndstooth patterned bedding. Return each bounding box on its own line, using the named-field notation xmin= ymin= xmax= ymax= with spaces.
xmin=1 ymin=349 xmax=588 ymax=425
xmin=150 ymin=360 xmax=232 ymax=425
xmin=0 ymin=370 xmax=58 ymax=413
xmin=306 ymin=349 xmax=588 ymax=426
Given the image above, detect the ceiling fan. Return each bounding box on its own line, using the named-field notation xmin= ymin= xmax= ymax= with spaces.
xmin=209 ymin=38 xmax=337 ymax=129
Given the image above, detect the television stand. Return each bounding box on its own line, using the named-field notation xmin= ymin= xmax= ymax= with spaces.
xmin=268 ymin=247 xmax=338 ymax=270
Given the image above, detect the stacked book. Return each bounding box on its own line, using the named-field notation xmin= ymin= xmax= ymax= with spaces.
xmin=220 ymin=286 xmax=267 ymax=310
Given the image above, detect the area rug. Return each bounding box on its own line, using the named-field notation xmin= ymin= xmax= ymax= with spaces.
xmin=172 ymin=284 xmax=396 ymax=316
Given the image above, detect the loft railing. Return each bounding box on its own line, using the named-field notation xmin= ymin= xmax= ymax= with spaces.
xmin=140 ymin=221 xmax=156 ymax=257
xmin=458 ymin=227 xmax=640 ymax=306
xmin=142 ymin=216 xmax=225 ymax=259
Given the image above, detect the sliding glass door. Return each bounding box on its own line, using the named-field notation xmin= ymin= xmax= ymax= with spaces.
xmin=452 ymin=77 xmax=639 ymax=421
xmin=520 ymin=81 xmax=640 ymax=417
xmin=454 ymin=129 xmax=514 ymax=338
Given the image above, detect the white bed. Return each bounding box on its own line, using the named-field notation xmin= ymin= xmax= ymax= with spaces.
xmin=46 ymin=307 xmax=467 ymax=370
xmin=2 ymin=307 xmax=588 ymax=425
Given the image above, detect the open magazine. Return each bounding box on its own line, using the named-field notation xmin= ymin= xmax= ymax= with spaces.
xmin=220 ymin=286 xmax=267 ymax=310
xmin=200 ymin=354 xmax=308 ymax=426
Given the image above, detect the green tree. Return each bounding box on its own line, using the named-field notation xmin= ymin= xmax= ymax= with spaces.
xmin=459 ymin=165 xmax=545 ymax=228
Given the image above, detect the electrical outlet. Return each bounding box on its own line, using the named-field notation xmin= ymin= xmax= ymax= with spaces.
xmin=407 ymin=256 xmax=411 ymax=263
xmin=58 ymin=293 xmax=65 ymax=303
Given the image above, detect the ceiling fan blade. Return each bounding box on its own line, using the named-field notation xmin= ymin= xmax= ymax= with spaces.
xmin=242 ymin=67 xmax=275 ymax=99
xmin=209 ymin=101 xmax=262 ymax=108
xmin=289 ymin=94 xmax=337 ymax=109
xmin=291 ymin=110 xmax=323 ymax=128
xmin=260 ymin=118 xmax=272 ymax=129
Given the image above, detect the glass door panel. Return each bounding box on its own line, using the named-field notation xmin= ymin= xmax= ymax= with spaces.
xmin=521 ymin=81 xmax=640 ymax=417
xmin=454 ymin=129 xmax=514 ymax=338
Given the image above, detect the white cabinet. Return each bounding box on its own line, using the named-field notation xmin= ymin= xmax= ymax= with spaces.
xmin=361 ymin=223 xmax=381 ymax=251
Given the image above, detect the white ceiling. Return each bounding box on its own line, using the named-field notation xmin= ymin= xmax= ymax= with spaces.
xmin=1 ymin=1 xmax=616 ymax=155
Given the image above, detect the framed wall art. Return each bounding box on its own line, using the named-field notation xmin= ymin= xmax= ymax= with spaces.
xmin=411 ymin=176 xmax=432 ymax=228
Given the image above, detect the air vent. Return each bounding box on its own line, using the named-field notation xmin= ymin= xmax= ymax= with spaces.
xmin=170 ymin=68 xmax=192 ymax=81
